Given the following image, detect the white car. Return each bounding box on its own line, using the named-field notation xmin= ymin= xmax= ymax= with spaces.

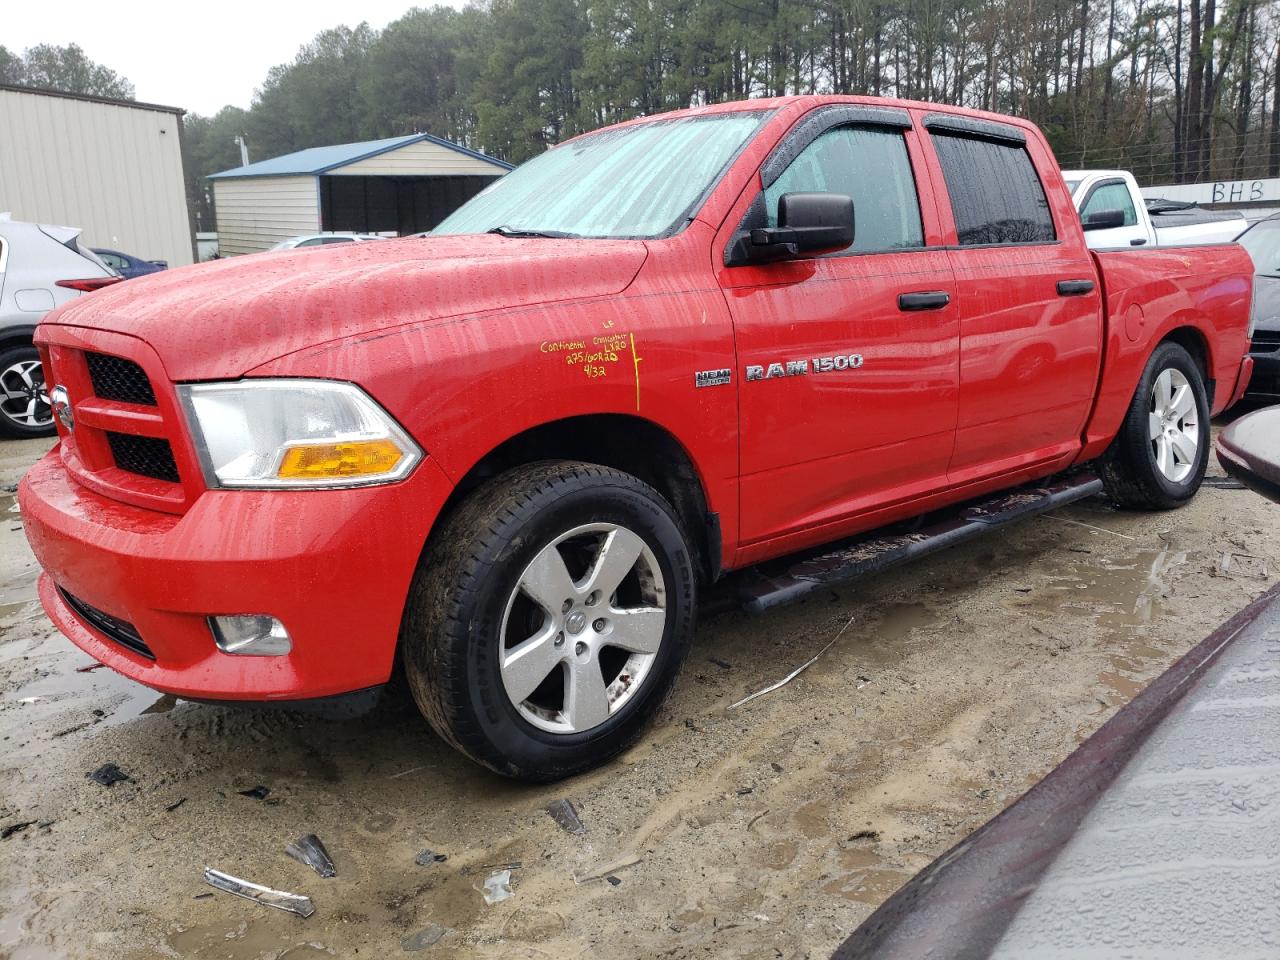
xmin=267 ymin=233 xmax=386 ymax=251
xmin=1063 ymin=170 xmax=1246 ymax=249
xmin=0 ymin=216 xmax=120 ymax=438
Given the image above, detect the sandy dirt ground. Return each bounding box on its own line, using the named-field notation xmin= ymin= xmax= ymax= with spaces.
xmin=1 ymin=429 xmax=1277 ymax=960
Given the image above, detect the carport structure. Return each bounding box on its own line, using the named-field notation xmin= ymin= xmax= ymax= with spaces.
xmin=209 ymin=134 xmax=512 ymax=256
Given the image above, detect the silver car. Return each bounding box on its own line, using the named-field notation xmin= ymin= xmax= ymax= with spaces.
xmin=0 ymin=217 xmax=119 ymax=437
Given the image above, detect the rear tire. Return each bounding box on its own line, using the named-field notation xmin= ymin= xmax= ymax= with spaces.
xmin=0 ymin=345 xmax=56 ymax=439
xmin=1100 ymin=341 xmax=1209 ymax=509
xmin=401 ymin=461 xmax=696 ymax=781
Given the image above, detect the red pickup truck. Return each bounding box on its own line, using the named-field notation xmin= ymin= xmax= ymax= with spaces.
xmin=20 ymin=96 xmax=1254 ymax=780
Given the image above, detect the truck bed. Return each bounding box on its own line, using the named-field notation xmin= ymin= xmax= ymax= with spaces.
xmin=1080 ymin=243 xmax=1255 ymax=461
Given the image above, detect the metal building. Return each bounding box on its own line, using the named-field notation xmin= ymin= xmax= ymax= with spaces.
xmin=208 ymin=134 xmax=513 ymax=256
xmin=0 ymin=84 xmax=195 ymax=267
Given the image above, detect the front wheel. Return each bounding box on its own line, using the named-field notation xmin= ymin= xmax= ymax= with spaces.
xmin=0 ymin=345 xmax=56 ymax=439
xmin=1100 ymin=341 xmax=1210 ymax=509
xmin=402 ymin=461 xmax=696 ymax=780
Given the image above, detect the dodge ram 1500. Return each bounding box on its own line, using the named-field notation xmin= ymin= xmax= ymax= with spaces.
xmin=20 ymin=96 xmax=1255 ymax=780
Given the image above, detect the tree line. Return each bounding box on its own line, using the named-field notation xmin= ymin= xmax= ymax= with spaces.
xmin=4 ymin=1 xmax=1278 ymax=234
xmin=179 ymin=0 xmax=1279 ymax=228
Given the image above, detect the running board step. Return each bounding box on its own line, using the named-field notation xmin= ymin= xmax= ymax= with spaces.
xmin=738 ymin=473 xmax=1105 ymax=613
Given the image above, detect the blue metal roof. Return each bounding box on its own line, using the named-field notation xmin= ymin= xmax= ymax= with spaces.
xmin=208 ymin=133 xmax=512 ymax=180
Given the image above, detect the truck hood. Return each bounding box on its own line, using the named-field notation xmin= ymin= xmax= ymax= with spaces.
xmin=43 ymin=235 xmax=649 ymax=380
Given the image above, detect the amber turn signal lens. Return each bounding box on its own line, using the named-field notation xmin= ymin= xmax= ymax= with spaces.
xmin=276 ymin=439 xmax=404 ymax=479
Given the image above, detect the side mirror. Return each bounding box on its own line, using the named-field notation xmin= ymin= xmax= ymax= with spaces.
xmin=751 ymin=192 xmax=854 ymax=256
xmin=1082 ymin=208 xmax=1126 ymax=231
xmin=1216 ymin=406 xmax=1280 ymax=503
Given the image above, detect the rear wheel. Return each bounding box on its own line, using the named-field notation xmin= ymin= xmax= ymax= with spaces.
xmin=0 ymin=345 xmax=55 ymax=439
xmin=1100 ymin=341 xmax=1209 ymax=509
xmin=401 ymin=461 xmax=696 ymax=780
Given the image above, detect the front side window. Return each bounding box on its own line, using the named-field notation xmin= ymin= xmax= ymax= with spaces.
xmin=763 ymin=125 xmax=924 ymax=255
xmin=1082 ymin=181 xmax=1138 ymax=226
xmin=931 ymin=133 xmax=1056 ymax=245
xmin=434 ymin=112 xmax=767 ymax=240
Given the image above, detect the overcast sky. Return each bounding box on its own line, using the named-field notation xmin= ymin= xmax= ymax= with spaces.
xmin=7 ymin=0 xmax=463 ymax=115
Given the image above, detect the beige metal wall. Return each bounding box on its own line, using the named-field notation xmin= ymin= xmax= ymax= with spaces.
xmin=0 ymin=88 xmax=194 ymax=267
xmin=330 ymin=140 xmax=508 ymax=177
xmin=212 ymin=176 xmax=321 ymax=256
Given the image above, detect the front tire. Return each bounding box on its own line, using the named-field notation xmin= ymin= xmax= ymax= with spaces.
xmin=401 ymin=461 xmax=696 ymax=781
xmin=1100 ymin=341 xmax=1210 ymax=509
xmin=0 ymin=345 xmax=56 ymax=439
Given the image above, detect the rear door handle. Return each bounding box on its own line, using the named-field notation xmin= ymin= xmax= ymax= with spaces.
xmin=898 ymin=291 xmax=951 ymax=311
xmin=1057 ymin=279 xmax=1096 ymax=297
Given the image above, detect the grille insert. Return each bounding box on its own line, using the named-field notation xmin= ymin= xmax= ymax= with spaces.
xmin=59 ymin=588 xmax=155 ymax=660
xmin=86 ymin=352 xmax=156 ymax=405
xmin=1252 ymin=331 xmax=1280 ymax=353
xmin=106 ymin=431 xmax=180 ymax=483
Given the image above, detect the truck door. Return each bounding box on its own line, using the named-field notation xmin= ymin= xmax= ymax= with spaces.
xmin=920 ymin=116 xmax=1102 ymax=485
xmin=717 ymin=107 xmax=960 ymax=550
xmin=1078 ymin=177 xmax=1152 ymax=248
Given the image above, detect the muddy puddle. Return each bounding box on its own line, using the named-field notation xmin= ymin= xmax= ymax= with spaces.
xmin=1004 ymin=544 xmax=1188 ymax=630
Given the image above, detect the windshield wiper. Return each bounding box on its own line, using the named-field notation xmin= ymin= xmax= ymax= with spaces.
xmin=486 ymin=225 xmax=580 ymax=239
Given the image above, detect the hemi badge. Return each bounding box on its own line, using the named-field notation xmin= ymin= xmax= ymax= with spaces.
xmin=695 ymin=368 xmax=732 ymax=388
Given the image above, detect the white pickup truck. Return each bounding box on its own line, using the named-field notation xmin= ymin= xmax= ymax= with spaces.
xmin=1063 ymin=169 xmax=1246 ymax=249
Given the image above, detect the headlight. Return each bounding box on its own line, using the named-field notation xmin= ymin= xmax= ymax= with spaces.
xmin=177 ymin=379 xmax=422 ymax=489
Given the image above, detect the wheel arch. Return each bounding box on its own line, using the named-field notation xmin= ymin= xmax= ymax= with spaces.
xmin=435 ymin=413 xmax=722 ymax=584
xmin=1160 ymin=324 xmax=1214 ymax=405
xmin=0 ymin=325 xmax=38 ymax=354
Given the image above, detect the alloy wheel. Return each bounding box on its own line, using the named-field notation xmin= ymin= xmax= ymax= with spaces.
xmin=1148 ymin=367 xmax=1198 ymax=484
xmin=498 ymin=522 xmax=667 ymax=734
xmin=0 ymin=360 xmax=52 ymax=430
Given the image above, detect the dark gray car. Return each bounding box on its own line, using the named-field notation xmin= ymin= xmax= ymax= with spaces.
xmin=1236 ymin=213 xmax=1280 ymax=400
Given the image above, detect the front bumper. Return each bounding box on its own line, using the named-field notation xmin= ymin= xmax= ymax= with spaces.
xmin=19 ymin=447 xmax=453 ymax=701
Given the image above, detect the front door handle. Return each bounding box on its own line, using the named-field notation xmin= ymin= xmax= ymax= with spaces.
xmin=898 ymin=291 xmax=951 ymax=311
xmin=1057 ymin=279 xmax=1096 ymax=296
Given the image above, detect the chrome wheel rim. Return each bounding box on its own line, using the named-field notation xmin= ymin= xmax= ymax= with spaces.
xmin=0 ymin=360 xmax=52 ymax=429
xmin=1149 ymin=368 xmax=1198 ymax=484
xmin=498 ymin=522 xmax=666 ymax=734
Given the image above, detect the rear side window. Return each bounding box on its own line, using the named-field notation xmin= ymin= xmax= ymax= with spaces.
xmin=764 ymin=125 xmax=924 ymax=254
xmin=931 ymin=133 xmax=1056 ymax=245
xmin=1081 ymin=181 xmax=1138 ymax=226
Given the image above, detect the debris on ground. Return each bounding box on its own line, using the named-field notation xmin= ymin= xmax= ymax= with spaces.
xmin=74 ymin=663 xmax=106 ymax=673
xmin=730 ymin=613 xmax=858 ymax=708
xmin=2 ymin=821 xmax=35 ymax=840
xmin=574 ymin=855 xmax=642 ymax=884
xmin=86 ymin=764 xmax=130 ymax=787
xmin=1203 ymin=476 xmax=1246 ymax=489
xmin=237 ymin=785 xmax=271 ymax=801
xmin=1216 ymin=552 xmax=1270 ymax=579
xmin=202 ymin=867 xmax=315 ymax=918
xmin=286 ymin=834 xmax=336 ymax=878
xmin=164 ymin=797 xmax=187 ymax=813
xmin=481 ymin=869 xmax=513 ymax=905
xmin=708 ymin=656 xmax=732 ymax=670
xmin=414 ymin=849 xmax=448 ymax=866
xmin=848 ymin=829 xmax=881 ymax=842
xmin=546 ymin=798 xmax=586 ymax=835
xmin=401 ymin=924 xmax=448 ymax=951
xmin=606 ymin=876 xmax=621 ymax=886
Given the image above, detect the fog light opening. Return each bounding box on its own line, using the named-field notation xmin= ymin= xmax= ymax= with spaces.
xmin=210 ymin=615 xmax=292 ymax=656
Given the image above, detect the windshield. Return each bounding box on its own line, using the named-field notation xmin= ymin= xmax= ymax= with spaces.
xmin=1238 ymin=218 xmax=1280 ymax=277
xmin=433 ymin=111 xmax=768 ymax=239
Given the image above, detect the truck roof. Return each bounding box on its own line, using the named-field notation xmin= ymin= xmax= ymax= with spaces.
xmin=569 ymin=94 xmax=1043 ymax=140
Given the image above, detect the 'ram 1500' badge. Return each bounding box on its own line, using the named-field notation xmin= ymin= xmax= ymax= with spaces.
xmin=745 ymin=354 xmax=864 ymax=381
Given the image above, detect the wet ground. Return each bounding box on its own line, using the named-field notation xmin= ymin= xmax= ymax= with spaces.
xmin=1 ymin=431 xmax=1277 ymax=959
